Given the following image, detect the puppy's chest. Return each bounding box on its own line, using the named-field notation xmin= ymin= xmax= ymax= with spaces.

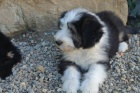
xmin=64 ymin=50 xmax=97 ymax=70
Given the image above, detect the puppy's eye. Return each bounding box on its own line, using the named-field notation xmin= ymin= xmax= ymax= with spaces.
xmin=67 ymin=22 xmax=76 ymax=34
xmin=68 ymin=27 xmax=75 ymax=34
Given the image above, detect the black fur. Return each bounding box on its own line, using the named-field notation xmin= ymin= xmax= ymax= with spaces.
xmin=96 ymin=11 xmax=128 ymax=58
xmin=58 ymin=60 xmax=82 ymax=75
xmin=81 ymin=16 xmax=103 ymax=48
xmin=67 ymin=13 xmax=103 ymax=48
xmin=0 ymin=31 xmax=21 ymax=79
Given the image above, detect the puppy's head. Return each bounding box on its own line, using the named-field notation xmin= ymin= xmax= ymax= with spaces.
xmin=54 ymin=8 xmax=103 ymax=52
xmin=0 ymin=32 xmax=21 ymax=79
xmin=0 ymin=50 xmax=21 ymax=79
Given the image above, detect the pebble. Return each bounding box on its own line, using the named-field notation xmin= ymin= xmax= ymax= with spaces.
xmin=28 ymin=89 xmax=34 ymax=93
xmin=130 ymin=79 xmax=134 ymax=82
xmin=23 ymin=34 xmax=26 ymax=38
xmin=137 ymin=57 xmax=140 ymax=61
xmin=39 ymin=77 xmax=44 ymax=83
xmin=20 ymin=82 xmax=26 ymax=86
xmin=0 ymin=87 xmax=2 ymax=92
xmin=132 ymin=87 xmax=137 ymax=91
xmin=127 ymin=86 xmax=131 ymax=91
xmin=31 ymin=40 xmax=34 ymax=43
xmin=113 ymin=91 xmax=118 ymax=93
xmin=36 ymin=65 xmax=45 ymax=72
xmin=57 ymin=88 xmax=62 ymax=92
xmin=42 ymin=89 xmax=48 ymax=93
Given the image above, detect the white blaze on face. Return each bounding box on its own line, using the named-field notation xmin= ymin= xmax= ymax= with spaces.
xmin=54 ymin=28 xmax=75 ymax=52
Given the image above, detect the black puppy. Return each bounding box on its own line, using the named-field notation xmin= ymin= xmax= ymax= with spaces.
xmin=0 ymin=31 xmax=21 ymax=79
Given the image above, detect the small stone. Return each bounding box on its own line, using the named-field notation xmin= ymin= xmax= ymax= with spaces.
xmin=20 ymin=82 xmax=26 ymax=86
xmin=39 ymin=77 xmax=44 ymax=83
xmin=127 ymin=86 xmax=131 ymax=91
xmin=113 ymin=91 xmax=118 ymax=93
xmin=23 ymin=34 xmax=26 ymax=37
xmin=134 ymin=35 xmax=138 ymax=40
xmin=22 ymin=65 xmax=27 ymax=69
xmin=122 ymin=75 xmax=126 ymax=78
xmin=31 ymin=40 xmax=34 ymax=43
xmin=132 ymin=87 xmax=137 ymax=91
xmin=25 ymin=56 xmax=30 ymax=61
xmin=37 ymin=65 xmax=45 ymax=72
xmin=57 ymin=88 xmax=62 ymax=92
xmin=42 ymin=89 xmax=47 ymax=93
xmin=137 ymin=57 xmax=140 ymax=61
xmin=116 ymin=69 xmax=120 ymax=73
xmin=28 ymin=89 xmax=34 ymax=93
xmin=42 ymin=42 xmax=46 ymax=46
xmin=26 ymin=33 xmax=29 ymax=37
xmin=130 ymin=79 xmax=134 ymax=82
xmin=110 ymin=83 xmax=114 ymax=86
xmin=121 ymin=77 xmax=126 ymax=81
xmin=0 ymin=87 xmax=2 ymax=93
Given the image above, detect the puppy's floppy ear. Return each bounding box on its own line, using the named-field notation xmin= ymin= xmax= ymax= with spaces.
xmin=81 ymin=18 xmax=103 ymax=48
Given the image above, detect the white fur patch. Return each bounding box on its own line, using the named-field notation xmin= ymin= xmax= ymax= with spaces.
xmin=54 ymin=27 xmax=75 ymax=51
xmin=80 ymin=64 xmax=107 ymax=93
xmin=62 ymin=66 xmax=81 ymax=93
xmin=118 ymin=42 xmax=128 ymax=52
xmin=60 ymin=8 xmax=88 ymax=25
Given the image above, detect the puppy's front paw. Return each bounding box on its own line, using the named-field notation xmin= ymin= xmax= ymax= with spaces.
xmin=62 ymin=80 xmax=79 ymax=93
xmin=118 ymin=42 xmax=128 ymax=52
xmin=80 ymin=80 xmax=99 ymax=93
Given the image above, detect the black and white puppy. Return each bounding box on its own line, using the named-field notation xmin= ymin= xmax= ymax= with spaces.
xmin=0 ymin=31 xmax=21 ymax=79
xmin=54 ymin=8 xmax=128 ymax=93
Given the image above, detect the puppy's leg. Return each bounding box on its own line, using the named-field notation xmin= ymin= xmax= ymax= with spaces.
xmin=62 ymin=66 xmax=81 ymax=93
xmin=80 ymin=63 xmax=108 ymax=93
xmin=118 ymin=31 xmax=129 ymax=52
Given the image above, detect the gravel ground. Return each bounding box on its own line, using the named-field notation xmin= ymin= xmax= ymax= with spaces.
xmin=0 ymin=30 xmax=139 ymax=93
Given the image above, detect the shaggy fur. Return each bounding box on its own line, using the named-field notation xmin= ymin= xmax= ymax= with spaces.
xmin=0 ymin=31 xmax=21 ymax=79
xmin=54 ymin=8 xmax=129 ymax=93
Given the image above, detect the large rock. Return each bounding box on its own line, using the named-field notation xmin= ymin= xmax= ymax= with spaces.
xmin=0 ymin=0 xmax=128 ymax=35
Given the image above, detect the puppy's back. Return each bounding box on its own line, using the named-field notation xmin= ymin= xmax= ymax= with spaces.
xmin=97 ymin=11 xmax=128 ymax=57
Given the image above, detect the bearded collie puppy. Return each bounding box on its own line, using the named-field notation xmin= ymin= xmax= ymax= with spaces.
xmin=0 ymin=31 xmax=21 ymax=79
xmin=54 ymin=8 xmax=129 ymax=93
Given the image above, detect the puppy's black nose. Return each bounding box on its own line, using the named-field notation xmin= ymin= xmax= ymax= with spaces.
xmin=55 ymin=40 xmax=63 ymax=46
